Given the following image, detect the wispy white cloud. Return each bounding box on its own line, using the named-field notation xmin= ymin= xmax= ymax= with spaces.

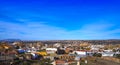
xmin=0 ymin=20 xmax=120 ymax=40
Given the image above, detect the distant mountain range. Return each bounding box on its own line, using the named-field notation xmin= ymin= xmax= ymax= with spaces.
xmin=0 ymin=39 xmax=21 ymax=42
xmin=0 ymin=39 xmax=120 ymax=44
xmin=108 ymin=39 xmax=120 ymax=40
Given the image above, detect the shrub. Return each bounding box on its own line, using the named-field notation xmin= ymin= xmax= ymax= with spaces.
xmin=114 ymin=54 xmax=120 ymax=59
xmin=93 ymin=53 xmax=102 ymax=57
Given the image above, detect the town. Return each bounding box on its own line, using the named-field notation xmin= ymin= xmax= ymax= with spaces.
xmin=1 ymin=0 xmax=120 ymax=65
xmin=0 ymin=40 xmax=120 ymax=65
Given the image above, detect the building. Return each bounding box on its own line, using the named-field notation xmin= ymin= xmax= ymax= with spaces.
xmin=46 ymin=48 xmax=57 ymax=54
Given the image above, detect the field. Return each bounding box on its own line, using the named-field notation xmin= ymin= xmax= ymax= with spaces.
xmin=79 ymin=57 xmax=120 ymax=65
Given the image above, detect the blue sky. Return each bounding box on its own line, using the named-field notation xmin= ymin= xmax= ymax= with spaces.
xmin=0 ymin=0 xmax=120 ymax=40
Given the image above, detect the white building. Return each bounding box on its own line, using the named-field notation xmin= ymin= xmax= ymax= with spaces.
xmin=26 ymin=47 xmax=37 ymax=53
xmin=102 ymin=52 xmax=114 ymax=57
xmin=46 ymin=48 xmax=57 ymax=54
xmin=90 ymin=45 xmax=104 ymax=51
xmin=73 ymin=51 xmax=87 ymax=57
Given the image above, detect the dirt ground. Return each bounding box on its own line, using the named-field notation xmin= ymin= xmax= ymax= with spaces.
xmin=86 ymin=58 xmax=120 ymax=65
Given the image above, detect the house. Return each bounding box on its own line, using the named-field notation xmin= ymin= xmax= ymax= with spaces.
xmin=46 ymin=48 xmax=57 ymax=54
xmin=90 ymin=45 xmax=104 ymax=51
xmin=73 ymin=51 xmax=86 ymax=55
xmin=53 ymin=43 xmax=61 ymax=48
xmin=35 ymin=51 xmax=47 ymax=56
xmin=102 ymin=52 xmax=115 ymax=57
xmin=25 ymin=47 xmax=37 ymax=53
xmin=73 ymin=51 xmax=87 ymax=57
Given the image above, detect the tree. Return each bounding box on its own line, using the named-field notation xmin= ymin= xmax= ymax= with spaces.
xmin=114 ymin=54 xmax=120 ymax=59
xmin=112 ymin=49 xmax=117 ymax=52
xmin=56 ymin=48 xmax=65 ymax=54
xmin=74 ymin=52 xmax=78 ymax=55
xmin=93 ymin=53 xmax=102 ymax=57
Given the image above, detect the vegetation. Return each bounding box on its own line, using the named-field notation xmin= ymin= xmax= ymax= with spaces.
xmin=93 ymin=53 xmax=102 ymax=57
xmin=13 ymin=58 xmax=52 ymax=65
xmin=114 ymin=54 xmax=120 ymax=59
